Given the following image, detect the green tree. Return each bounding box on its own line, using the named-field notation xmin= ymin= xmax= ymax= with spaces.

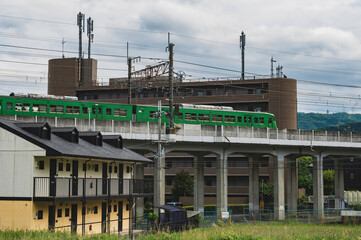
xmin=323 ymin=169 xmax=335 ymax=195
xmin=259 ymin=182 xmax=274 ymax=203
xmin=298 ymin=156 xmax=313 ymax=196
xmin=171 ymin=170 xmax=194 ymax=201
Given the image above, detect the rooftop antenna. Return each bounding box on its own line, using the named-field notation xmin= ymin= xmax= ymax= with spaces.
xmin=87 ymin=17 xmax=94 ymax=59
xmin=61 ymin=38 xmax=67 ymax=58
xmin=77 ymin=12 xmax=85 ymax=86
xmin=240 ymin=31 xmax=246 ymax=80
xmin=271 ymin=57 xmax=276 ymax=78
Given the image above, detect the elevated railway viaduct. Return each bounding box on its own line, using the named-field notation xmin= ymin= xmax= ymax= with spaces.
xmin=2 ymin=115 xmax=359 ymax=220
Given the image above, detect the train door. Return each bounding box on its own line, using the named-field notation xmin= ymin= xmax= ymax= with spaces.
xmin=91 ymin=105 xmax=102 ymax=120
xmin=244 ymin=115 xmax=252 ymax=127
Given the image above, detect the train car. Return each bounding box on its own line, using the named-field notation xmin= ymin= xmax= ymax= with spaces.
xmin=135 ymin=104 xmax=277 ymax=128
xmin=0 ymin=95 xmax=132 ymax=122
xmin=0 ymin=95 xmax=277 ymax=129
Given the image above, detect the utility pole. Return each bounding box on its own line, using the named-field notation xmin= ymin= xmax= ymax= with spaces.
xmin=168 ymin=39 xmax=175 ymax=129
xmin=127 ymin=53 xmax=141 ymax=105
xmin=62 ymin=38 xmax=67 ymax=58
xmin=128 ymin=57 xmax=132 ymax=105
xmin=87 ymin=17 xmax=94 ymax=59
xmin=240 ymin=31 xmax=246 ymax=80
xmin=271 ymin=57 xmax=276 ymax=78
xmin=77 ymin=12 xmax=85 ymax=86
xmin=154 ymin=100 xmax=166 ymax=209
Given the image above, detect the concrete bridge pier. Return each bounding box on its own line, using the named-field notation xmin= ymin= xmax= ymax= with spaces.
xmin=286 ymin=156 xmax=298 ymax=213
xmin=248 ymin=155 xmax=260 ymax=217
xmin=216 ymin=151 xmax=228 ymax=214
xmin=334 ymin=157 xmax=345 ymax=209
xmin=193 ymin=154 xmax=205 ymax=213
xmin=313 ymin=153 xmax=324 ymax=220
xmin=274 ymin=153 xmax=286 ymax=220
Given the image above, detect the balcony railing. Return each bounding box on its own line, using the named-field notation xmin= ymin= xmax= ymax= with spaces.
xmin=33 ymin=177 xmax=153 ymax=199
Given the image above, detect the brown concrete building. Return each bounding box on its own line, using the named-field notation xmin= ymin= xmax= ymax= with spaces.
xmin=48 ymin=58 xmax=97 ymax=96
xmin=47 ymin=58 xmax=298 ymax=205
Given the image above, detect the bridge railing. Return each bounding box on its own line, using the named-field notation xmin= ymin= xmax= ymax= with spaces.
xmin=4 ymin=115 xmax=361 ymax=143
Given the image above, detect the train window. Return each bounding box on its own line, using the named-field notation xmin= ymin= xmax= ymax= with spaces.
xmin=39 ymin=105 xmax=47 ymax=112
xmin=120 ymin=109 xmax=127 ymax=117
xmin=97 ymin=108 xmax=101 ymax=114
xmin=66 ymin=106 xmax=72 ymax=114
xmin=237 ymin=116 xmax=242 ymax=123
xmin=254 ymin=117 xmax=259 ymax=123
xmin=6 ymin=102 xmax=13 ymax=110
xmin=150 ymin=111 xmax=156 ymax=119
xmin=114 ymin=109 xmax=120 ymax=116
xmin=50 ymin=105 xmax=56 ymax=113
xmin=33 ymin=104 xmax=39 ymax=112
xmin=82 ymin=107 xmax=88 ymax=114
xmin=56 ymin=106 xmax=63 ymax=113
xmin=259 ymin=118 xmax=265 ymax=124
xmin=225 ymin=115 xmax=235 ymax=123
xmin=212 ymin=115 xmax=223 ymax=122
xmin=199 ymin=114 xmax=210 ymax=121
xmin=185 ymin=113 xmax=197 ymax=121
xmin=15 ymin=103 xmax=22 ymax=111
xmin=106 ymin=108 xmax=112 ymax=116
xmin=23 ymin=103 xmax=30 ymax=112
xmin=177 ymin=113 xmax=183 ymax=120
xmin=73 ymin=106 xmax=80 ymax=114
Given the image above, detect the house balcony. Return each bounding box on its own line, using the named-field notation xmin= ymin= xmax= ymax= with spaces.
xmin=33 ymin=177 xmax=153 ymax=201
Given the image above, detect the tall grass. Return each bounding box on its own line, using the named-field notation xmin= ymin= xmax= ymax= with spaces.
xmin=1 ymin=222 xmax=361 ymax=239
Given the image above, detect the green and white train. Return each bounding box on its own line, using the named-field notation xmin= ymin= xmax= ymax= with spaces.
xmin=0 ymin=94 xmax=277 ymax=128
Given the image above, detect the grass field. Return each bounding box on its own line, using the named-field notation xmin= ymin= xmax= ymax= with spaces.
xmin=1 ymin=222 xmax=361 ymax=240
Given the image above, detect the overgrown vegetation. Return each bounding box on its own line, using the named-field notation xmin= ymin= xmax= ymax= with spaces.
xmin=298 ymin=112 xmax=361 ymax=130
xmin=171 ymin=170 xmax=194 ymax=201
xmin=3 ymin=222 xmax=361 ymax=240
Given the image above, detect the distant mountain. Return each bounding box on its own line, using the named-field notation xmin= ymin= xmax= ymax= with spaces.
xmin=297 ymin=112 xmax=361 ymax=130
xmin=317 ymin=122 xmax=361 ymax=132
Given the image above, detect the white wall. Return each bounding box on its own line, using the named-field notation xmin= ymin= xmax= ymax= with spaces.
xmin=0 ymin=127 xmax=45 ymax=197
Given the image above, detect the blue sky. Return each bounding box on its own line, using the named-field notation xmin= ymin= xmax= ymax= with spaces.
xmin=1 ymin=0 xmax=361 ymax=113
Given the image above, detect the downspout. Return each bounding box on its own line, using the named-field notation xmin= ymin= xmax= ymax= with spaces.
xmin=82 ymin=158 xmax=91 ymax=236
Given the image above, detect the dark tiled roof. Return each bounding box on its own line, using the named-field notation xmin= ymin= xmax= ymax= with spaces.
xmin=0 ymin=118 xmax=152 ymax=163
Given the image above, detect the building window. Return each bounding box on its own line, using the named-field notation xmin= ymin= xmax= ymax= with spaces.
xmin=65 ymin=208 xmax=70 ymax=217
xmin=126 ymin=166 xmax=130 ymax=173
xmin=126 ymin=204 xmax=129 ymax=211
xmin=94 ymin=206 xmax=98 ymax=214
xmin=94 ymin=164 xmax=99 ymax=172
xmin=165 ymin=176 xmax=173 ymax=186
xmin=83 ymin=163 xmax=87 ymax=171
xmin=114 ymin=166 xmax=118 ymax=174
xmin=37 ymin=210 xmax=43 ymax=220
xmin=66 ymin=163 xmax=71 ymax=171
xmin=38 ymin=160 xmax=44 ymax=170
xmin=57 ymin=209 xmax=62 ymax=218
xmin=108 ymin=205 xmax=111 ymax=213
xmin=114 ymin=205 xmax=117 ymax=212
xmin=58 ymin=162 xmax=63 ymax=171
xmin=109 ymin=166 xmax=112 ymax=173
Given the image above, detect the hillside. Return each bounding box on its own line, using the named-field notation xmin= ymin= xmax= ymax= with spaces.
xmin=297 ymin=112 xmax=361 ymax=130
